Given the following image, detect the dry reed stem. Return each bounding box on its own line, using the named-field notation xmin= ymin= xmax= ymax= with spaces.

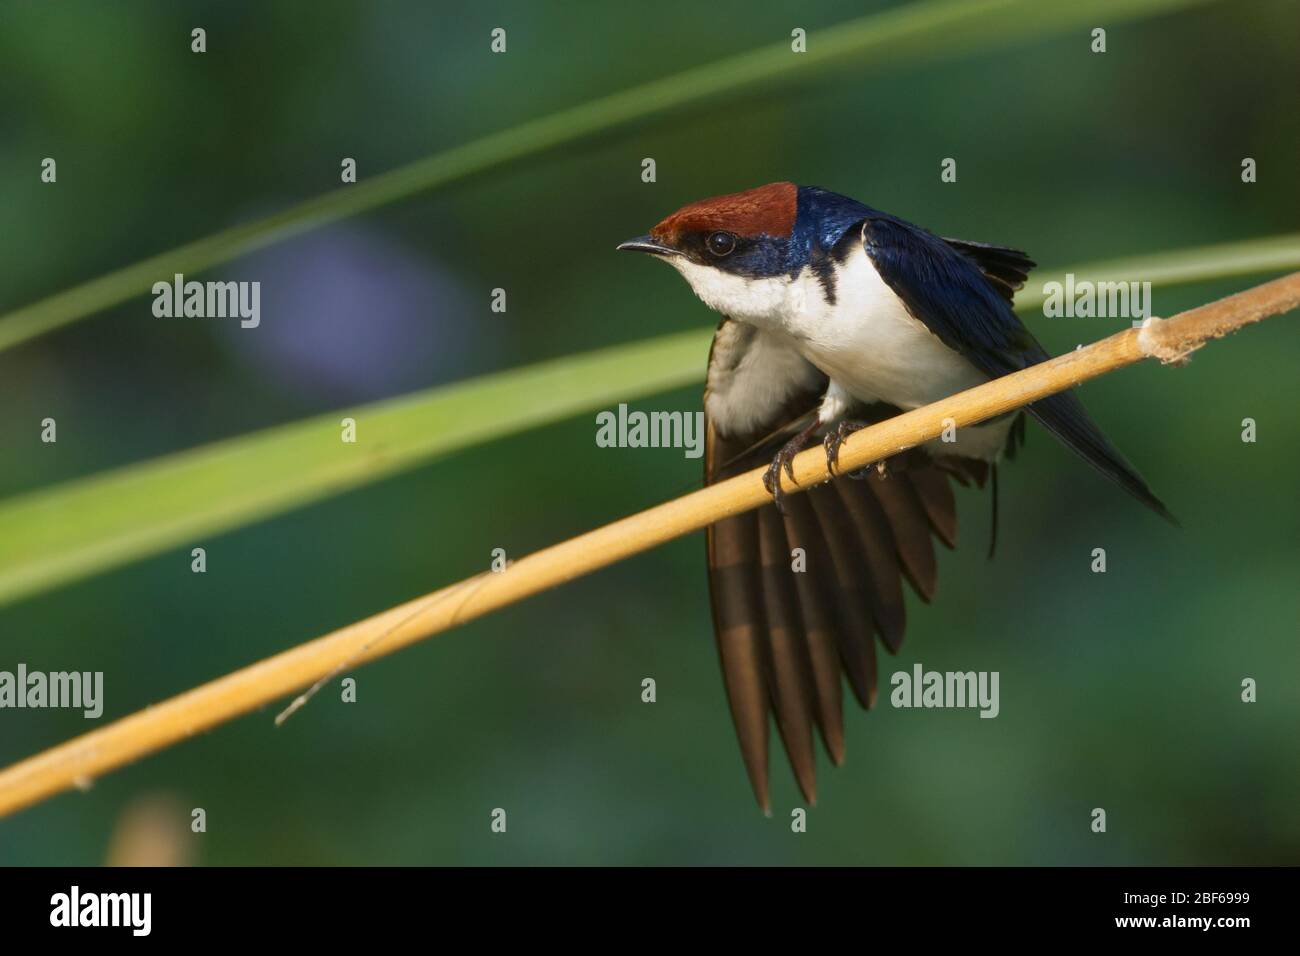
xmin=0 ymin=271 xmax=1295 ymax=818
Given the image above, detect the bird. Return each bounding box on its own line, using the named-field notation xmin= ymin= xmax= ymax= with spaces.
xmin=618 ymin=182 xmax=1173 ymax=812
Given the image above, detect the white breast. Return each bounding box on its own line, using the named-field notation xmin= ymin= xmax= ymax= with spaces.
xmin=783 ymin=240 xmax=987 ymax=410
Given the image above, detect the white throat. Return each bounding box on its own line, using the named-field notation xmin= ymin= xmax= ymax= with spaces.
xmin=663 ymin=256 xmax=791 ymax=327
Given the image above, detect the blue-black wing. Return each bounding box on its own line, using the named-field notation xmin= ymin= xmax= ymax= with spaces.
xmin=861 ymin=214 xmax=1174 ymax=522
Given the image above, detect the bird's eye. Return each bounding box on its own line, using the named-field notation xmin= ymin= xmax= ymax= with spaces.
xmin=706 ymin=232 xmax=736 ymax=257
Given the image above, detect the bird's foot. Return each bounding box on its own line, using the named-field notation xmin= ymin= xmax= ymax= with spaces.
xmin=762 ymin=425 xmax=818 ymax=513
xmin=823 ymin=419 xmax=874 ymax=476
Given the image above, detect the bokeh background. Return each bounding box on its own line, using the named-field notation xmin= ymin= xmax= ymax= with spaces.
xmin=1 ymin=0 xmax=1297 ymax=865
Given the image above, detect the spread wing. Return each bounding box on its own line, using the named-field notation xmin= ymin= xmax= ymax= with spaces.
xmin=703 ymin=320 xmax=978 ymax=811
xmin=861 ymin=215 xmax=1173 ymax=522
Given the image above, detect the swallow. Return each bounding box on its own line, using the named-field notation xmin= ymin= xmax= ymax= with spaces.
xmin=619 ymin=182 xmax=1173 ymax=811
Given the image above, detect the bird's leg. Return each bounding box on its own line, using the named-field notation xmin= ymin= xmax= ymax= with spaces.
xmin=762 ymin=419 xmax=822 ymax=513
xmin=823 ymin=419 xmax=878 ymax=477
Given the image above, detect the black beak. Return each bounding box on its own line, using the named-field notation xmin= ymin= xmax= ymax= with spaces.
xmin=616 ymin=235 xmax=680 ymax=257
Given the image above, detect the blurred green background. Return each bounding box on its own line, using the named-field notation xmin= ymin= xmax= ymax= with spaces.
xmin=1 ymin=0 xmax=1297 ymax=865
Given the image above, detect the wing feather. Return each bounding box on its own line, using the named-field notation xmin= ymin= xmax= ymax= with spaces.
xmin=832 ymin=479 xmax=907 ymax=654
xmin=907 ymin=463 xmax=959 ymax=549
xmin=756 ymin=507 xmax=819 ymax=802
xmin=705 ymin=500 xmax=772 ymax=809
xmin=779 ymin=492 xmax=847 ymax=764
xmin=866 ymin=466 xmax=939 ymax=602
xmin=703 ymin=321 xmax=964 ymax=806
xmin=942 ymin=236 xmax=1036 ymax=304
xmin=862 ymin=216 xmax=1173 ymax=522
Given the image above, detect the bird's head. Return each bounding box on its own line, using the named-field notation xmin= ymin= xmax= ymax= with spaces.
xmin=618 ymin=181 xmax=801 ymax=324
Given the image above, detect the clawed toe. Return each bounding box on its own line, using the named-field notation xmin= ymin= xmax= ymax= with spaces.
xmin=823 ymin=420 xmax=868 ymax=475
xmin=763 ymin=421 xmax=820 ymax=512
xmin=823 ymin=419 xmax=888 ymax=479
